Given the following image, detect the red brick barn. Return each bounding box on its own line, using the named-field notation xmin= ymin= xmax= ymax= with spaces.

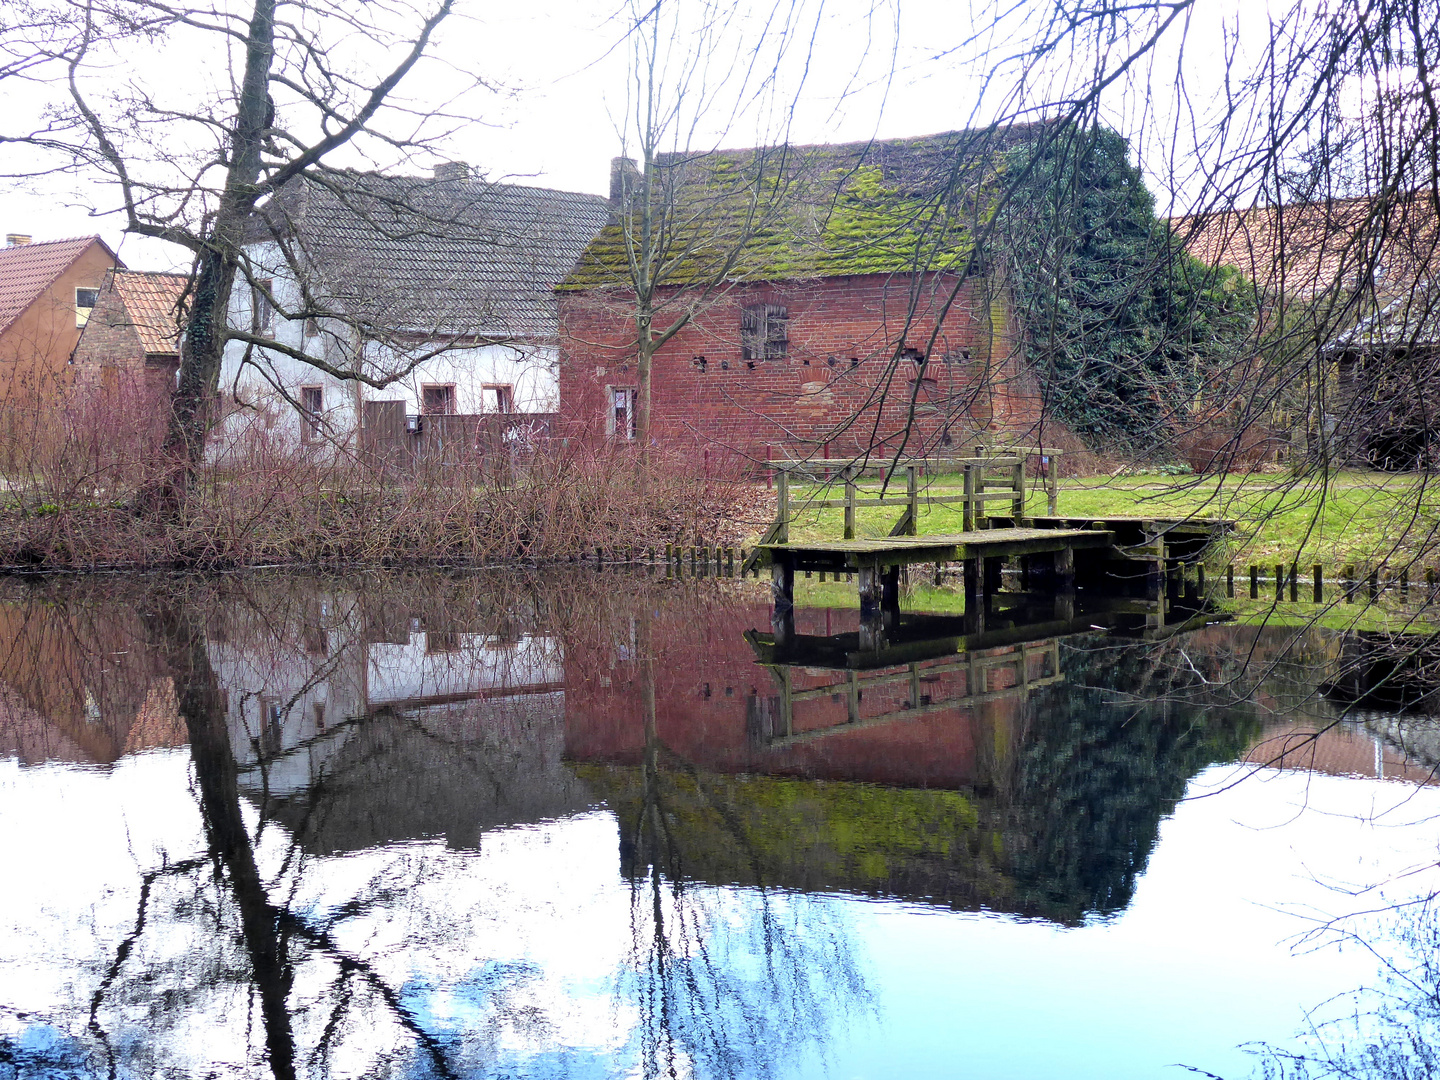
xmin=556 ymin=130 xmax=1046 ymax=464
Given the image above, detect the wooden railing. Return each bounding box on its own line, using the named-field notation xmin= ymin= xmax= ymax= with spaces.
xmin=740 ymin=447 xmax=1065 ymax=575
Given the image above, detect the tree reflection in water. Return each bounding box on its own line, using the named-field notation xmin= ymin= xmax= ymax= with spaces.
xmin=620 ymin=614 xmax=870 ymax=1080
xmin=0 ymin=575 xmax=871 ymax=1079
xmin=1246 ymin=895 xmax=1440 ymax=1079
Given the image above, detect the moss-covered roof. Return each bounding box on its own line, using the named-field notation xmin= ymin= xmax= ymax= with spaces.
xmin=559 ymin=126 xmax=1041 ymax=290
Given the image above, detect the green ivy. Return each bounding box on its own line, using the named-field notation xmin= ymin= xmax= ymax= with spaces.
xmin=998 ymin=127 xmax=1256 ymax=452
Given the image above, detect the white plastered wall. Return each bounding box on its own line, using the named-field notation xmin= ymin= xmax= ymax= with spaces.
xmin=215 ymin=241 xmax=560 ymax=455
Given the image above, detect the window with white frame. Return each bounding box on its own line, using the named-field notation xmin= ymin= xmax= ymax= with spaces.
xmin=610 ymin=387 xmax=636 ymax=439
xmin=75 ymin=287 xmax=99 ymax=328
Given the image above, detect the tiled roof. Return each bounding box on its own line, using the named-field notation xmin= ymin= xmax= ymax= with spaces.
xmin=0 ymin=236 xmax=119 ymax=335
xmin=253 ymin=173 xmax=611 ymax=339
xmin=1174 ymin=195 xmax=1440 ymax=300
xmin=110 ymin=269 xmax=188 ymax=354
xmin=561 ymin=126 xmax=1038 ymax=290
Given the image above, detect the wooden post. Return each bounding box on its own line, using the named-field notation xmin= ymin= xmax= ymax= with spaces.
xmin=1400 ymin=567 xmax=1409 ymax=604
xmin=1012 ymin=458 xmax=1026 ymax=524
xmin=963 ymin=465 xmax=976 ymax=532
xmin=727 ymin=547 xmax=735 ymax=576
xmin=1056 ymin=545 xmax=1075 ymax=589
xmin=906 ymin=466 xmax=919 ymax=536
xmin=975 ymin=463 xmax=987 ymax=530
xmin=1249 ymin=565 xmax=1259 ymax=599
xmin=1275 ymin=563 xmax=1284 ymax=602
xmin=1313 ymin=564 xmax=1323 ymax=603
xmin=844 ymin=474 xmax=856 ymax=540
xmin=1368 ymin=569 xmax=1379 ymax=602
xmin=1047 ymin=452 xmax=1059 ymax=516
xmin=1227 ymin=564 xmax=1234 ymax=598
xmin=1196 ymin=564 xmax=1205 ymax=594
xmin=1343 ymin=564 xmax=1354 ymax=602
xmin=776 ymin=469 xmax=790 ymax=545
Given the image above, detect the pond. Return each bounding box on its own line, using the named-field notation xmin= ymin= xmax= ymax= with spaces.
xmin=1 ymin=570 xmax=1438 ymax=1079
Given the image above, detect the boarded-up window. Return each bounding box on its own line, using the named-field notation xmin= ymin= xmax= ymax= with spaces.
xmin=740 ymin=304 xmax=789 ymax=361
xmin=421 ymin=384 xmax=456 ymax=414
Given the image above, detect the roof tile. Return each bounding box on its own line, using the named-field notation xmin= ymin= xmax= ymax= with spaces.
xmin=0 ymin=237 xmax=118 ymax=335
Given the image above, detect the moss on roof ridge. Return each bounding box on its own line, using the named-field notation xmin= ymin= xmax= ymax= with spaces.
xmin=559 ymin=135 xmax=1004 ymax=291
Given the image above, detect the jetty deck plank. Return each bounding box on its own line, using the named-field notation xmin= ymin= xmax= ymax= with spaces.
xmin=758 ymin=527 xmax=1114 ymax=569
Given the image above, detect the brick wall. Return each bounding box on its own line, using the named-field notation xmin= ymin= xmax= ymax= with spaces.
xmin=561 ymin=597 xmax=1030 ymax=791
xmin=557 ymin=272 xmax=1044 ymax=462
xmin=70 ymin=273 xmax=178 ymax=402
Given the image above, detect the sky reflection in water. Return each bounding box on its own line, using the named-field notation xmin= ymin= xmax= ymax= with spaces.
xmin=0 ymin=572 xmax=1437 ymax=1079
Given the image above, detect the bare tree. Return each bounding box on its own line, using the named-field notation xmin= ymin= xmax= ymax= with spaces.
xmin=0 ymin=0 xmax=481 ymax=499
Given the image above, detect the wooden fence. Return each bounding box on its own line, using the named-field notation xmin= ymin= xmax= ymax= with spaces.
xmin=1224 ymin=562 xmax=1440 ymax=605
xmin=360 ymin=401 xmax=554 ymax=469
xmin=737 ymin=448 xmax=1064 ymax=575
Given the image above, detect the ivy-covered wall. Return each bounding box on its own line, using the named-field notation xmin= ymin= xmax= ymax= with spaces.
xmin=998 ymin=126 xmax=1256 ymax=452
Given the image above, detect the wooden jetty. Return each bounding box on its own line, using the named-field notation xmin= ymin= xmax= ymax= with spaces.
xmin=742 ymin=450 xmax=1238 ymax=612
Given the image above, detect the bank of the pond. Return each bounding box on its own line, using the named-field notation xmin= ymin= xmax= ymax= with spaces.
xmin=0 ymin=462 xmax=764 ymax=573
xmin=773 ymin=468 xmax=1440 ymax=574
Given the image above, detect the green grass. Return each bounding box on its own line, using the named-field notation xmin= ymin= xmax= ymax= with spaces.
xmin=766 ymin=468 xmax=1440 ymax=572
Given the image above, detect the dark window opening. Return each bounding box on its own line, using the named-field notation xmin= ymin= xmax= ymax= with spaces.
xmin=252 ymin=279 xmax=275 ymax=333
xmin=741 ymin=304 xmax=789 ymax=361
xmin=300 ymin=385 xmax=323 ymax=442
xmin=421 ymin=384 xmax=456 ymax=415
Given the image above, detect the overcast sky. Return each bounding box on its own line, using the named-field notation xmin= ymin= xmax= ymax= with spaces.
xmin=1 ymin=0 xmax=1262 ymax=272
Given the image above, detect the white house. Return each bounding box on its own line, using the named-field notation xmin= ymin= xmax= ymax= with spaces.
xmin=219 ymin=164 xmax=610 ymax=452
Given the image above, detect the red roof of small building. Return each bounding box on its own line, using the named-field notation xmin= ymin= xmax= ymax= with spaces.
xmin=110 ymin=269 xmax=188 ymax=354
xmin=0 ymin=236 xmax=122 ymax=335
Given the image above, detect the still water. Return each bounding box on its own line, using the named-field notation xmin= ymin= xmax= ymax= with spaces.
xmin=1 ymin=571 xmax=1438 ymax=1079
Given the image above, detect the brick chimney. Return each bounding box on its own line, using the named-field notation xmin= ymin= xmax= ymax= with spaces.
xmin=5 ymin=234 xmax=32 ymax=247
xmin=433 ymin=162 xmax=470 ymax=182
xmin=609 ymin=157 xmax=641 ymax=206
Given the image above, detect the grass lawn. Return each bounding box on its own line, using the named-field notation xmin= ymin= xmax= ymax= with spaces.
xmin=764 ymin=468 xmax=1440 ymax=572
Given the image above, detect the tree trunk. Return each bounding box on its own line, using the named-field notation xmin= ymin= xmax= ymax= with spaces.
xmin=637 ymin=319 xmax=653 ymax=471
xmin=156 ymin=0 xmax=277 ymax=506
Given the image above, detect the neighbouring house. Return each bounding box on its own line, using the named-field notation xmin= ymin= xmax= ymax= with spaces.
xmin=0 ymin=234 xmax=122 ymax=407
xmin=1176 ymin=194 xmax=1440 ymax=303
xmin=1178 ymin=194 xmax=1440 ymax=467
xmin=220 ymin=164 xmax=611 ymax=457
xmin=555 ymin=130 xmax=1047 ymax=464
xmin=71 ymin=268 xmax=188 ymax=403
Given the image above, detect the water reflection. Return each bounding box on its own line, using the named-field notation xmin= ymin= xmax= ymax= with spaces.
xmin=0 ymin=572 xmax=1434 ymax=1078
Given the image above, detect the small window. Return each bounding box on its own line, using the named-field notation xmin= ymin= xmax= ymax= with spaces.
xmin=421 ymin=384 xmax=456 ymax=415
xmin=610 ymin=387 xmax=636 ymax=439
xmin=313 ymin=702 xmax=326 ymax=734
xmin=741 ymin=303 xmax=789 ymax=361
xmin=300 ymin=385 xmax=323 ymax=442
xmin=252 ymin=279 xmax=275 ymax=333
xmin=75 ymin=287 xmax=99 ymax=327
xmin=481 ymin=384 xmax=513 ymax=413
xmin=304 ymin=316 xmax=320 ymax=338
